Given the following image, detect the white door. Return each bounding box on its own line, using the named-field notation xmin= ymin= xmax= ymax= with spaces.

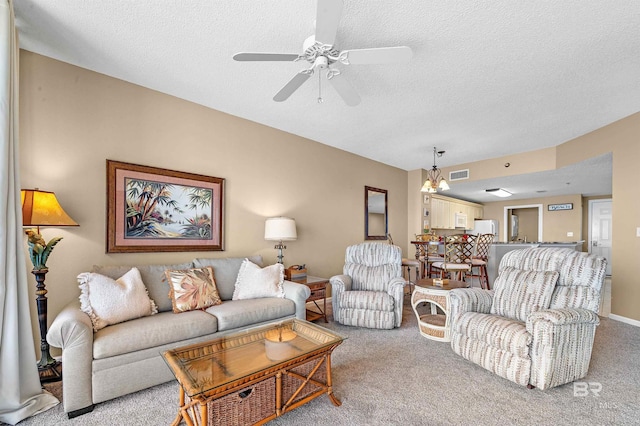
xmin=589 ymin=199 xmax=612 ymax=276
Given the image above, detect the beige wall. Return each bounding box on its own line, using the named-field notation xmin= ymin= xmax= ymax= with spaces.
xmin=439 ymin=113 xmax=640 ymax=321
xmin=556 ymin=117 xmax=640 ymax=322
xmin=19 ymin=51 xmax=408 ymax=355
xmin=18 ymin=49 xmax=640 ymax=358
xmin=481 ymin=194 xmax=583 ymax=243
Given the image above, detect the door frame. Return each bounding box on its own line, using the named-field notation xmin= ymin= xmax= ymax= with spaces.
xmin=588 ymin=198 xmax=612 ymax=275
xmin=502 ymin=204 xmax=543 ymax=243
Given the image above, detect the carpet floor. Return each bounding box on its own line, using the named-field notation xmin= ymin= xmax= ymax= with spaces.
xmin=12 ymin=299 xmax=640 ymax=426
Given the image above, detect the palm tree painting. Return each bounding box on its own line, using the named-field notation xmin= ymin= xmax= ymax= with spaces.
xmin=125 ymin=178 xmax=213 ymax=239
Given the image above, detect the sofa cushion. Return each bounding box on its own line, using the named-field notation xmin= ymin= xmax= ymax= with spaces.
xmin=232 ymin=259 xmax=284 ymax=300
xmin=453 ymin=312 xmax=531 ymax=359
xmin=490 ymin=267 xmax=559 ymax=322
xmin=205 ymin=298 xmax=295 ymax=331
xmin=93 ymin=309 xmax=218 ymax=359
xmin=165 ymin=266 xmax=222 ymax=313
xmin=192 ymin=256 xmax=263 ymax=301
xmin=92 ymin=262 xmax=193 ymax=312
xmin=339 ymin=290 xmax=394 ymax=311
xmin=78 ymin=268 xmax=158 ymax=332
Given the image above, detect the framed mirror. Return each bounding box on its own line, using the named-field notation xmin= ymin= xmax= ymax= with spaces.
xmin=365 ymin=186 xmax=388 ymax=240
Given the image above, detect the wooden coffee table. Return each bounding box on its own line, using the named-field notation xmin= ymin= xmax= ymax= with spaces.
xmin=162 ymin=319 xmax=344 ymax=425
xmin=411 ymin=279 xmax=470 ymax=342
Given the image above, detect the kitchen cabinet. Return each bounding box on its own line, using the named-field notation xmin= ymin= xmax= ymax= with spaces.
xmin=423 ymin=195 xmax=483 ymax=230
xmin=431 ymin=197 xmax=452 ymax=229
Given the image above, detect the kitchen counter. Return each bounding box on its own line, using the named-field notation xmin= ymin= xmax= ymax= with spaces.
xmin=486 ymin=241 xmax=584 ymax=285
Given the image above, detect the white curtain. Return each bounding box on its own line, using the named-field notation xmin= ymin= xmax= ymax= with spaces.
xmin=0 ymin=1 xmax=59 ymax=424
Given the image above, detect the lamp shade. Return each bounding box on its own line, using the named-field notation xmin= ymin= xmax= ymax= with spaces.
xmin=264 ymin=217 xmax=297 ymax=241
xmin=21 ymin=189 xmax=78 ymax=227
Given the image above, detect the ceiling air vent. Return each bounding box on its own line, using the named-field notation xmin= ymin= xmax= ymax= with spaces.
xmin=449 ymin=169 xmax=469 ymax=181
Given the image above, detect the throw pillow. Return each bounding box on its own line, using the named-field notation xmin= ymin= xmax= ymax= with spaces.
xmin=78 ymin=267 xmax=158 ymax=332
xmin=490 ymin=266 xmax=559 ymax=322
xmin=232 ymin=259 xmax=285 ymax=300
xmin=165 ymin=266 xmax=222 ymax=313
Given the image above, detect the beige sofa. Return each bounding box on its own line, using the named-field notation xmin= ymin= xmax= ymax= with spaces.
xmin=47 ymin=256 xmax=310 ymax=418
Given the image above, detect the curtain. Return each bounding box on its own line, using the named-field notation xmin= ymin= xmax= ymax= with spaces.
xmin=0 ymin=1 xmax=59 ymax=424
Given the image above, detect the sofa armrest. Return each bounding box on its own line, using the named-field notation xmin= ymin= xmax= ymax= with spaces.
xmin=388 ymin=277 xmax=407 ymax=327
xmin=526 ymin=308 xmax=600 ymax=328
xmin=282 ymin=280 xmax=311 ymax=320
xmin=329 ymin=275 xmax=352 ymax=324
xmin=46 ymin=299 xmax=95 ymax=414
xmin=329 ymin=274 xmax=352 ymax=292
xmin=527 ymin=308 xmax=600 ymax=389
xmin=449 ymin=288 xmax=494 ymax=316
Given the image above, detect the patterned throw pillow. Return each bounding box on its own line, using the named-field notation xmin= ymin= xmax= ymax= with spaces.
xmin=78 ymin=267 xmax=158 ymax=332
xmin=165 ymin=267 xmax=222 ymax=313
xmin=232 ymin=259 xmax=285 ymax=300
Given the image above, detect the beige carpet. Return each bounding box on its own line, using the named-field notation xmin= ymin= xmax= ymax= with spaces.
xmin=11 ymin=297 xmax=640 ymax=426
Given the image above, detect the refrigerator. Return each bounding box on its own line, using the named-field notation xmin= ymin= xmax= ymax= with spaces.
xmin=510 ymin=214 xmax=519 ymax=241
xmin=467 ymin=219 xmax=499 ymax=239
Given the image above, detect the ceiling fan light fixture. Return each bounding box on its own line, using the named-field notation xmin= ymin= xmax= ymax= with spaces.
xmin=232 ymin=0 xmax=412 ymax=106
xmin=421 ymin=147 xmax=449 ymax=193
xmin=486 ymin=188 xmax=512 ymax=197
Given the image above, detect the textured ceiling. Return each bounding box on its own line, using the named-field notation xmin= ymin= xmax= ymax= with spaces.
xmin=14 ymin=1 xmax=639 ymax=202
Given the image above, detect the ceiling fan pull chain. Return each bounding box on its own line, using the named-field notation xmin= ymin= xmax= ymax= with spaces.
xmin=318 ymin=72 xmax=323 ymax=103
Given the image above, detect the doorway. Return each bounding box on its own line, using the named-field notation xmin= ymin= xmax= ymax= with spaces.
xmin=503 ymin=204 xmax=543 ymax=242
xmin=588 ymin=199 xmax=612 ymax=276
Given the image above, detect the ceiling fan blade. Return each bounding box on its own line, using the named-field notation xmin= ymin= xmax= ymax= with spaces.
xmin=315 ymin=0 xmax=343 ymax=46
xmin=328 ymin=73 xmax=360 ymax=106
xmin=340 ymin=46 xmax=413 ymax=65
xmin=273 ymin=72 xmax=312 ymax=102
xmin=233 ymin=53 xmax=299 ymax=62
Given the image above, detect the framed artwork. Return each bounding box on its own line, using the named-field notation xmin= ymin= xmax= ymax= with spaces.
xmin=107 ymin=160 xmax=224 ymax=253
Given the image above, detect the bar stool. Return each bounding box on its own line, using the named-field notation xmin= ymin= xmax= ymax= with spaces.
xmin=402 ymin=258 xmax=420 ymax=296
xmin=468 ymin=233 xmax=494 ymax=289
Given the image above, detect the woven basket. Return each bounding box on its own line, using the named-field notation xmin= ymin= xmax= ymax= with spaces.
xmin=190 ymin=377 xmax=276 ymax=426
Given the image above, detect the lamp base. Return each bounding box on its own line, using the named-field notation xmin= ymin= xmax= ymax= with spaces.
xmin=38 ymin=360 xmax=62 ymax=383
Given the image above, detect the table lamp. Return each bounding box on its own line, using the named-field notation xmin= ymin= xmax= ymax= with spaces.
xmin=21 ymin=189 xmax=78 ymax=382
xmin=264 ymin=217 xmax=297 ymax=264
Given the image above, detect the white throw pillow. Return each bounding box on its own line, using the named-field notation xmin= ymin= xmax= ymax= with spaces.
xmin=78 ymin=267 xmax=158 ymax=331
xmin=232 ymin=259 xmax=285 ymax=300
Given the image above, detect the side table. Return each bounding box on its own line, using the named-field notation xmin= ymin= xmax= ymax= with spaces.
xmin=292 ymin=276 xmax=329 ymax=323
xmin=411 ymin=279 xmax=469 ymax=342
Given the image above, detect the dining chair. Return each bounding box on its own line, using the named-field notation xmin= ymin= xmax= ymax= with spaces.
xmin=430 ymin=234 xmax=473 ymax=281
xmin=467 ymin=233 xmax=495 ymax=289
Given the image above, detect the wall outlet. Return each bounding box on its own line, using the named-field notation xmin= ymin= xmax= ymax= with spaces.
xmin=567 ymin=231 xmax=574 ymax=237
xmin=637 ymin=227 xmax=640 ymax=237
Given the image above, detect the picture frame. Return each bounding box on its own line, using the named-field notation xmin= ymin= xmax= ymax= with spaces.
xmin=106 ymin=160 xmax=224 ymax=253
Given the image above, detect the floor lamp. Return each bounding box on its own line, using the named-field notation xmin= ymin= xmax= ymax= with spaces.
xmin=21 ymin=189 xmax=78 ymax=383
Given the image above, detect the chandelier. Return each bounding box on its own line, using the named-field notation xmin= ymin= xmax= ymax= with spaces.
xmin=421 ymin=147 xmax=450 ymax=193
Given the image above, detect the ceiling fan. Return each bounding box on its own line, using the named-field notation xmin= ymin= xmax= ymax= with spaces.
xmin=233 ymin=0 xmax=413 ymax=106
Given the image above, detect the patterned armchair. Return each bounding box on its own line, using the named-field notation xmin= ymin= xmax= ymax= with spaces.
xmin=449 ymin=247 xmax=606 ymax=389
xmin=330 ymin=242 xmax=405 ymax=329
